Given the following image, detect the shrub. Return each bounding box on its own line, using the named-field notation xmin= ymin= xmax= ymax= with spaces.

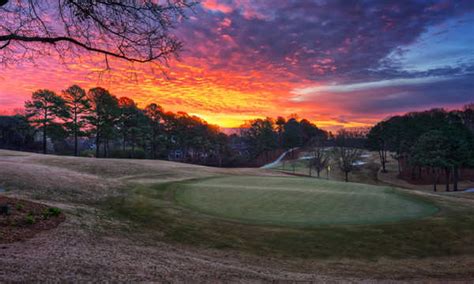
xmin=43 ymin=207 xmax=61 ymax=219
xmin=25 ymin=214 xmax=35 ymax=224
xmin=16 ymin=203 xmax=24 ymax=211
xmin=47 ymin=207 xmax=61 ymax=217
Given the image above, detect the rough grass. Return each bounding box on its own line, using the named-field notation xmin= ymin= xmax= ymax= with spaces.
xmin=2 ymin=150 xmax=474 ymax=280
xmin=175 ymin=176 xmax=438 ymax=226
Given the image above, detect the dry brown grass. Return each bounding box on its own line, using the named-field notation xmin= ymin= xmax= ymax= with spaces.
xmin=1 ymin=149 xmax=474 ymax=282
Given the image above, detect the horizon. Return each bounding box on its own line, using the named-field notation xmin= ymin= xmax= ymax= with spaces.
xmin=1 ymin=1 xmax=473 ymax=131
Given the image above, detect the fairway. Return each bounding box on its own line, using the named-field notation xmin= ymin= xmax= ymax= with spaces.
xmin=175 ymin=176 xmax=438 ymax=226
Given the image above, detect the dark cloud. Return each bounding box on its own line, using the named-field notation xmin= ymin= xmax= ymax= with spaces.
xmin=181 ymin=0 xmax=474 ymax=83
xmin=296 ymin=73 xmax=474 ymax=115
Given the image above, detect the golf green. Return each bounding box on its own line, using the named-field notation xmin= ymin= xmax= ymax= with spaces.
xmin=175 ymin=176 xmax=438 ymax=227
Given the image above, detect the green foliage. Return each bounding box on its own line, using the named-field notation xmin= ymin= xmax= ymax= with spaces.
xmin=368 ymin=107 xmax=474 ymax=177
xmin=42 ymin=207 xmax=61 ymax=219
xmin=47 ymin=207 xmax=61 ymax=217
xmin=25 ymin=214 xmax=35 ymax=224
xmin=411 ymin=130 xmax=450 ymax=169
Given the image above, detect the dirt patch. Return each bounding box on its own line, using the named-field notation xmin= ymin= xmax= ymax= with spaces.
xmin=0 ymin=196 xmax=65 ymax=243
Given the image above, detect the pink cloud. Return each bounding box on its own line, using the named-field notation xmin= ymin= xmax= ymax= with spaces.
xmin=201 ymin=0 xmax=233 ymax=14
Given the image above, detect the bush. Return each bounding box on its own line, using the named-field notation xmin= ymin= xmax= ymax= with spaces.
xmin=25 ymin=214 xmax=35 ymax=224
xmin=43 ymin=207 xmax=61 ymax=219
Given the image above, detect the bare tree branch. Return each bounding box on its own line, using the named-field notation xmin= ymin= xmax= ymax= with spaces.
xmin=0 ymin=33 xmax=178 ymax=63
xmin=0 ymin=0 xmax=197 ymax=66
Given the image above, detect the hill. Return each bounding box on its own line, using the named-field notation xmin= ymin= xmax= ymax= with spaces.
xmin=1 ymin=150 xmax=474 ymax=281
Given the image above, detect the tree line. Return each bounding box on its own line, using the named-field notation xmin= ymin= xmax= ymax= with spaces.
xmin=241 ymin=116 xmax=328 ymax=159
xmin=367 ymin=105 xmax=474 ymax=191
xmin=0 ymin=85 xmax=230 ymax=166
xmin=1 ymin=86 xmax=333 ymax=167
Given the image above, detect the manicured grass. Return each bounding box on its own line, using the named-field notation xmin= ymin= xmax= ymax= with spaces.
xmin=175 ymin=176 xmax=438 ymax=226
xmin=105 ymin=178 xmax=474 ymax=260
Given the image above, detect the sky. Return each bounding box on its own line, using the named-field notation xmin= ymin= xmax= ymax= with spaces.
xmin=1 ymin=0 xmax=473 ymax=130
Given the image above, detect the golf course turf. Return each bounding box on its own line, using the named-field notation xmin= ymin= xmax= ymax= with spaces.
xmin=175 ymin=176 xmax=438 ymax=227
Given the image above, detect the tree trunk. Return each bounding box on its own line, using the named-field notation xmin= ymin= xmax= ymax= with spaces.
xmin=131 ymin=134 xmax=135 ymax=158
xmin=105 ymin=139 xmax=109 ymax=158
xmin=445 ymin=167 xmax=450 ymax=192
xmin=42 ymin=124 xmax=47 ymax=154
xmin=379 ymin=150 xmax=386 ymax=173
xmin=43 ymin=109 xmax=47 ymax=154
xmin=432 ymin=168 xmax=437 ymax=192
xmin=123 ymin=133 xmax=126 ymax=152
xmin=95 ymin=133 xmax=100 ymax=158
xmin=152 ymin=132 xmax=156 ymax=159
xmin=344 ymin=171 xmax=348 ymax=182
xmin=309 ymin=166 xmax=312 ymax=177
xmin=396 ymin=154 xmax=401 ymax=174
xmin=317 ymin=169 xmax=321 ymax=178
xmin=453 ymin=166 xmax=459 ymax=191
xmin=73 ymin=107 xmax=78 ymax=156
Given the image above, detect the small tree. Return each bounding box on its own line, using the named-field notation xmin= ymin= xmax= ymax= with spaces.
xmin=25 ymin=89 xmax=69 ymax=154
xmin=308 ymin=138 xmax=329 ymax=178
xmin=63 ymin=85 xmax=90 ymax=156
xmin=333 ymin=130 xmax=362 ymax=182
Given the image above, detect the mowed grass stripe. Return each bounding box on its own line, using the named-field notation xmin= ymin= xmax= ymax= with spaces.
xmin=175 ymin=176 xmax=438 ymax=227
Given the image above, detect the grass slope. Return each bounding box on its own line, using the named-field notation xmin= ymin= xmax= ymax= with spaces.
xmin=175 ymin=176 xmax=438 ymax=226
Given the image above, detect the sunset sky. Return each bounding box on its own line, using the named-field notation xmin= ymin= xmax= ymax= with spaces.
xmin=1 ymin=0 xmax=473 ymax=130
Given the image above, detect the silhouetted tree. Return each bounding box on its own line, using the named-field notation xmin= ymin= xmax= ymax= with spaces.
xmin=282 ymin=118 xmax=302 ymax=149
xmin=118 ymin=97 xmax=138 ymax=154
xmin=242 ymin=118 xmax=277 ymax=159
xmin=144 ymin=103 xmax=164 ymax=159
xmin=25 ymin=89 xmax=69 ymax=154
xmin=275 ymin=116 xmax=286 ymax=147
xmin=87 ymin=87 xmax=119 ymax=158
xmin=367 ymin=121 xmax=389 ymax=173
xmin=0 ymin=115 xmax=36 ymax=151
xmin=63 ymin=85 xmax=90 ymax=156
